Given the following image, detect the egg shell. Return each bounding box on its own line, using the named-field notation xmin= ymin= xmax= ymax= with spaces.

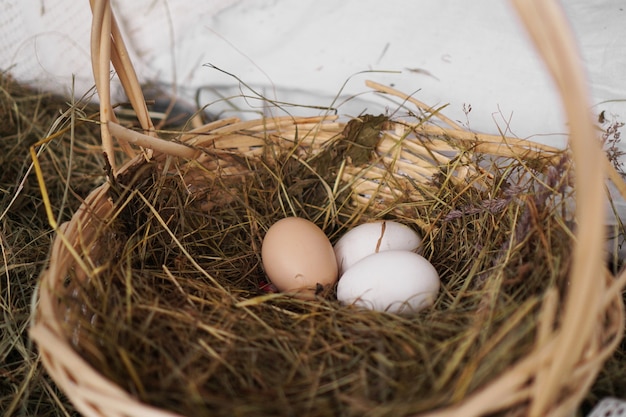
xmin=261 ymin=217 xmax=338 ymax=299
xmin=336 ymin=250 xmax=439 ymax=314
xmin=334 ymin=220 xmax=422 ymax=275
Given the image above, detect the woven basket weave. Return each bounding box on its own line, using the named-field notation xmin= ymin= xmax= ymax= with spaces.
xmin=30 ymin=0 xmax=626 ymax=416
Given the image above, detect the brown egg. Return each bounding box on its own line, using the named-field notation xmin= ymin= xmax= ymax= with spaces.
xmin=261 ymin=217 xmax=338 ymax=299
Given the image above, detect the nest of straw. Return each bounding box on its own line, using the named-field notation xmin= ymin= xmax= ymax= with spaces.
xmin=46 ymin=87 xmax=583 ymax=417
xmin=26 ymin=1 xmax=626 ymax=417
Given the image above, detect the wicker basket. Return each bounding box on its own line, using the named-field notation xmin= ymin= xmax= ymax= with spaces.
xmin=30 ymin=0 xmax=626 ymax=416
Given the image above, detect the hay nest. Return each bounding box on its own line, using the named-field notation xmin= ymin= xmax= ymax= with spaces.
xmin=48 ymin=110 xmax=572 ymax=417
xmin=28 ymin=1 xmax=626 ymax=417
xmin=35 ymin=107 xmax=567 ymax=416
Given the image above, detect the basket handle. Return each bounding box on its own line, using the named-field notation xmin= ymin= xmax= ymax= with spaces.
xmin=511 ymin=0 xmax=608 ymax=414
xmin=90 ymin=0 xmax=180 ymax=172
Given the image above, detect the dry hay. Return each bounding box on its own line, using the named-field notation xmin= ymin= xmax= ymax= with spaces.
xmin=51 ymin=90 xmax=588 ymax=417
xmin=2 ymin=71 xmax=624 ymax=417
xmin=0 ymin=72 xmax=102 ymax=416
xmin=0 ymin=71 xmax=214 ymax=416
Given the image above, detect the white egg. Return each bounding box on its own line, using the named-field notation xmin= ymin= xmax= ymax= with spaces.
xmin=334 ymin=220 xmax=422 ymax=275
xmin=336 ymin=251 xmax=439 ymax=314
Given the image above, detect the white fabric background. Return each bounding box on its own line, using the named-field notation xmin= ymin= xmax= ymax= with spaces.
xmin=2 ymin=0 xmax=626 ymax=224
xmin=3 ymin=1 xmax=625 ymax=139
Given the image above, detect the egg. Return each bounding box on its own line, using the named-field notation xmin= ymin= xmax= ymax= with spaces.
xmin=336 ymin=251 xmax=439 ymax=314
xmin=261 ymin=217 xmax=338 ymax=299
xmin=334 ymin=220 xmax=422 ymax=275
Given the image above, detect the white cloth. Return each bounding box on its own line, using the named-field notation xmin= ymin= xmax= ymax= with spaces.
xmin=4 ymin=1 xmax=625 ymax=138
xmin=2 ymin=0 xmax=626 ymax=223
xmin=587 ymin=398 xmax=626 ymax=417
xmin=4 ymin=1 xmax=626 ymax=137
